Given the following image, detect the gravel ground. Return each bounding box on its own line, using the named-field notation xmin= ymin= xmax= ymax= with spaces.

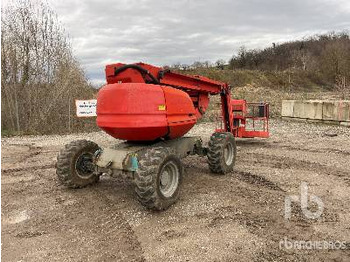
xmin=1 ymin=119 xmax=350 ymax=261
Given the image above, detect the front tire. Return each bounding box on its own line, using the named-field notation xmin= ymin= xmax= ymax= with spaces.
xmin=56 ymin=140 xmax=100 ymax=188
xmin=207 ymin=132 xmax=236 ymax=174
xmin=133 ymin=147 xmax=183 ymax=211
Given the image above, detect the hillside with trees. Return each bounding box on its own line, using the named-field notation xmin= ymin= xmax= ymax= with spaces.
xmin=175 ymin=31 xmax=350 ymax=93
xmin=229 ymin=32 xmax=350 ymax=88
xmin=172 ymin=32 xmax=350 ymax=117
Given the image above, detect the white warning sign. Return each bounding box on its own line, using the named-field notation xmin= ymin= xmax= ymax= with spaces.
xmin=75 ymin=99 xmax=97 ymax=117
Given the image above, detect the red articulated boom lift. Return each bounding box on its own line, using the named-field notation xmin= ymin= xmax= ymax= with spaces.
xmin=56 ymin=62 xmax=269 ymax=210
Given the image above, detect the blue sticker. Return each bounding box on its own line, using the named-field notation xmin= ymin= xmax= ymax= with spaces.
xmin=131 ymin=155 xmax=139 ymax=171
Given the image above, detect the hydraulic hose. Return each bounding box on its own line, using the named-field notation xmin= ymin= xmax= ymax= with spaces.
xmin=114 ymin=64 xmax=160 ymax=84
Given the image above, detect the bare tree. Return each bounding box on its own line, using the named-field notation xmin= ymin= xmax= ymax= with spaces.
xmin=1 ymin=0 xmax=96 ymax=135
xmin=215 ymin=59 xmax=226 ymax=70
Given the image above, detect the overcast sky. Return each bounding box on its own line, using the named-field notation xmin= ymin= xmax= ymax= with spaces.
xmin=45 ymin=0 xmax=350 ymax=85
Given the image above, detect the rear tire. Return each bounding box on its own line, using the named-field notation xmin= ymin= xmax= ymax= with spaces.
xmin=56 ymin=140 xmax=100 ymax=188
xmin=133 ymin=147 xmax=183 ymax=211
xmin=207 ymin=132 xmax=236 ymax=174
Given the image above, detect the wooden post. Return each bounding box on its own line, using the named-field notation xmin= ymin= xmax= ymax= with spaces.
xmin=68 ymin=97 xmax=71 ymax=132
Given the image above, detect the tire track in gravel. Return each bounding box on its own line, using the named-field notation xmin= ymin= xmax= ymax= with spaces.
xmin=275 ymin=144 xmax=350 ymax=156
xmin=1 ymin=164 xmax=55 ymax=174
xmin=234 ymin=170 xmax=285 ymax=192
xmin=1 ymin=144 xmax=54 ymax=174
xmin=52 ymin=171 xmax=146 ymax=261
xmin=241 ymin=152 xmax=350 ymax=182
xmin=237 ymin=140 xmax=350 ymax=156
xmin=80 ymin=187 xmax=146 ymax=261
xmin=204 ymin=193 xmax=350 ymax=261
xmin=21 ymin=145 xmax=43 ymax=161
xmin=2 ymin=178 xmax=145 ymax=261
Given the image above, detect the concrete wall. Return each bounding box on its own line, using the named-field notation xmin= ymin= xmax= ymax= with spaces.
xmin=281 ymin=100 xmax=350 ymax=125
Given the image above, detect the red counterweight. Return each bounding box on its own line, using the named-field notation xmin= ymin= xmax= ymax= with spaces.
xmin=96 ymin=62 xmax=269 ymax=141
xmin=97 ymin=83 xmax=197 ymax=141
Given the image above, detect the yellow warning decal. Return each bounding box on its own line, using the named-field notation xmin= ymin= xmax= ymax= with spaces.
xmin=158 ymin=104 xmax=166 ymax=111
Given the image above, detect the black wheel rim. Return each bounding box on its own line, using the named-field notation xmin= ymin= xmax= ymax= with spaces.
xmin=75 ymin=152 xmax=95 ymax=178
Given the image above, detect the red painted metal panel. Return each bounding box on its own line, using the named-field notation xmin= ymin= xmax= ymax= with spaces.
xmin=162 ymin=86 xmax=197 ymax=139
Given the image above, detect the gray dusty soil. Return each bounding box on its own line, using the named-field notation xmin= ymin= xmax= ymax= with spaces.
xmin=1 ymin=119 xmax=350 ymax=261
